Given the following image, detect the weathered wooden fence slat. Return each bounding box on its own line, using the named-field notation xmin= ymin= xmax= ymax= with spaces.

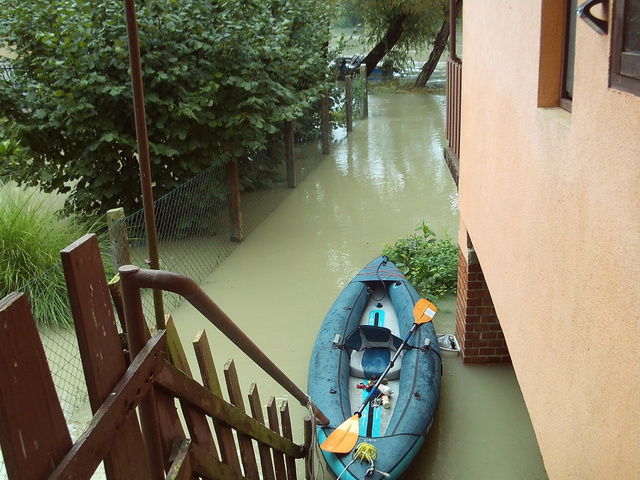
xmin=266 ymin=397 xmax=288 ymax=479
xmin=193 ymin=330 xmax=243 ymax=474
xmin=0 ymin=293 xmax=73 ymax=480
xmin=193 ymin=329 xmax=222 ymax=394
xmin=248 ymin=384 xmax=277 ymax=480
xmin=106 ymin=207 xmax=132 ymax=270
xmin=164 ymin=318 xmax=219 ymax=460
xmin=61 ymin=234 xmax=152 ymax=480
xmin=224 ymin=359 xmax=260 ymax=480
xmin=280 ymin=401 xmax=297 ymax=480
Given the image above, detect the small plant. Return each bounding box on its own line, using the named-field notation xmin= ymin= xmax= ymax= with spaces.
xmin=382 ymin=223 xmax=458 ymax=302
xmin=0 ymin=184 xmax=85 ymax=328
xmin=351 ymin=72 xmax=367 ymax=117
xmin=0 ymin=138 xmax=19 ymax=156
xmin=0 ymin=137 xmax=24 ymax=179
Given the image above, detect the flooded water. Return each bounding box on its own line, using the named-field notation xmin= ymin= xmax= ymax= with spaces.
xmin=171 ymin=92 xmax=547 ymax=479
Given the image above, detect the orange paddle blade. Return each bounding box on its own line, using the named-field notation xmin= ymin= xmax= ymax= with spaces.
xmin=413 ymin=299 xmax=437 ymax=324
xmin=320 ymin=415 xmax=360 ymax=454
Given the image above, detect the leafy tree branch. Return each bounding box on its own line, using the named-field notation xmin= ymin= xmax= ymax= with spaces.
xmin=0 ymin=0 xmax=335 ymax=216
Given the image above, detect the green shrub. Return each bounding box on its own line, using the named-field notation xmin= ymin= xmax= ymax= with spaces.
xmin=382 ymin=223 xmax=458 ymax=302
xmin=0 ymin=184 xmax=84 ymax=328
xmin=0 ymin=122 xmax=25 ymax=179
xmin=0 ymin=0 xmax=335 ymax=217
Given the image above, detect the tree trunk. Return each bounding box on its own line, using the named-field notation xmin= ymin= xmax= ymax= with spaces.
xmin=415 ymin=0 xmax=462 ymax=87
xmin=362 ymin=14 xmax=409 ymax=77
xmin=414 ymin=21 xmax=450 ymax=87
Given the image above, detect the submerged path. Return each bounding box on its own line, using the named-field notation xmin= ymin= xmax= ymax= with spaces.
xmin=173 ymin=91 xmax=547 ymax=479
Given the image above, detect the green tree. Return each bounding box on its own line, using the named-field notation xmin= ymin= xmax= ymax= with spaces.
xmin=0 ymin=0 xmax=333 ymax=216
xmin=343 ymin=0 xmax=459 ymax=86
xmin=414 ymin=0 xmax=461 ymax=87
xmin=333 ymin=0 xmax=364 ymax=28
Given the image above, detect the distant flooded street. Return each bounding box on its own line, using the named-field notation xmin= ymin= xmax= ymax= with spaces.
xmin=172 ymin=91 xmax=547 ymax=479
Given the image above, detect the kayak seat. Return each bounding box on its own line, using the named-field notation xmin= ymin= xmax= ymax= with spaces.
xmin=344 ymin=325 xmax=403 ymax=380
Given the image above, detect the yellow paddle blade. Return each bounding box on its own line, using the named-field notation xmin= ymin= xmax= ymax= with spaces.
xmin=413 ymin=299 xmax=437 ymax=324
xmin=320 ymin=415 xmax=360 ymax=454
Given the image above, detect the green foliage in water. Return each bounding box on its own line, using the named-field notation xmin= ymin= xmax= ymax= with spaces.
xmin=0 ymin=184 xmax=88 ymax=328
xmin=382 ymin=223 xmax=458 ymax=302
xmin=350 ymin=73 xmax=367 ymax=118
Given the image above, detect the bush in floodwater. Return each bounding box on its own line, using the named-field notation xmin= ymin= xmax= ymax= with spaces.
xmin=0 ymin=183 xmax=85 ymax=328
xmin=382 ymin=223 xmax=458 ymax=302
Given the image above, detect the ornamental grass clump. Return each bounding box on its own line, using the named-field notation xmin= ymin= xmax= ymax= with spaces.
xmin=382 ymin=223 xmax=458 ymax=303
xmin=0 ymin=184 xmax=80 ymax=328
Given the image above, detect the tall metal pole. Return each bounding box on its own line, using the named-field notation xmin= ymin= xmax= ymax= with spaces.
xmin=123 ymin=0 xmax=165 ymax=330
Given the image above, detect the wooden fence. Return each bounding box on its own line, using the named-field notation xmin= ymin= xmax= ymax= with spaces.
xmin=0 ymin=234 xmax=320 ymax=479
xmin=226 ymin=81 xmax=365 ymax=243
xmin=446 ymin=57 xmax=462 ymax=159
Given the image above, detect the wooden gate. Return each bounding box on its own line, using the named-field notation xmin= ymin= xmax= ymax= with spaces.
xmin=0 ymin=234 xmax=321 ymax=479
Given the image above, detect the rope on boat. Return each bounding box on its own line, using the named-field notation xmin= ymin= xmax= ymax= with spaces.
xmin=354 ymin=442 xmax=378 ymax=462
xmin=336 ymin=442 xmax=390 ymax=479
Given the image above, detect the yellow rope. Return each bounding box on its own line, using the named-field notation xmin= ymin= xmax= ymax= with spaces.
xmin=351 ymin=442 xmax=390 ymax=478
xmin=353 ymin=442 xmax=378 ymax=463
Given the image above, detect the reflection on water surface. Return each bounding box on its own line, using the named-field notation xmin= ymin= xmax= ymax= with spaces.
xmin=173 ymin=92 xmax=547 ymax=479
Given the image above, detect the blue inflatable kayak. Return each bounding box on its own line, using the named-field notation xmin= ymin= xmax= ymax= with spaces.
xmin=308 ymin=257 xmax=442 ymax=479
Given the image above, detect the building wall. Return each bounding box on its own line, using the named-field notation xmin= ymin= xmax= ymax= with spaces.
xmin=455 ymin=243 xmax=510 ymax=364
xmin=457 ymin=1 xmax=640 ymax=478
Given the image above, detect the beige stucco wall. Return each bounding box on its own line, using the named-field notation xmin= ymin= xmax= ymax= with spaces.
xmin=457 ymin=1 xmax=640 ymax=478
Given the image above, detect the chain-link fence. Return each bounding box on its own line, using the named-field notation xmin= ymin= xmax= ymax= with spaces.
xmin=0 ymin=62 xmax=15 ymax=84
xmin=0 ymin=140 xmax=330 ymax=479
xmin=0 ymin=73 xmax=370 ymax=476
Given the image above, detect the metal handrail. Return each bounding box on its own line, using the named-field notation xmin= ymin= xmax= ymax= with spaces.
xmin=118 ymin=265 xmax=330 ymax=426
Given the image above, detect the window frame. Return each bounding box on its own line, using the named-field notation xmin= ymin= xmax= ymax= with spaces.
xmin=610 ymin=0 xmax=640 ymax=96
xmin=560 ymin=0 xmax=577 ymax=112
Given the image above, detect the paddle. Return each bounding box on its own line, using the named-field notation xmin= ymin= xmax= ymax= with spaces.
xmin=320 ymin=298 xmax=437 ymax=454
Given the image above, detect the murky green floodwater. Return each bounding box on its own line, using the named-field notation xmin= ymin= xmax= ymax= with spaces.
xmin=172 ymin=92 xmax=547 ymax=479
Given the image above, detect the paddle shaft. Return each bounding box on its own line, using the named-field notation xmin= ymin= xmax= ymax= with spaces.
xmin=355 ymin=322 xmax=420 ymax=417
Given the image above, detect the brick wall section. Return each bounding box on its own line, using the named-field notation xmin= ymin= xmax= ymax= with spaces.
xmin=455 ymin=246 xmax=511 ymax=364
